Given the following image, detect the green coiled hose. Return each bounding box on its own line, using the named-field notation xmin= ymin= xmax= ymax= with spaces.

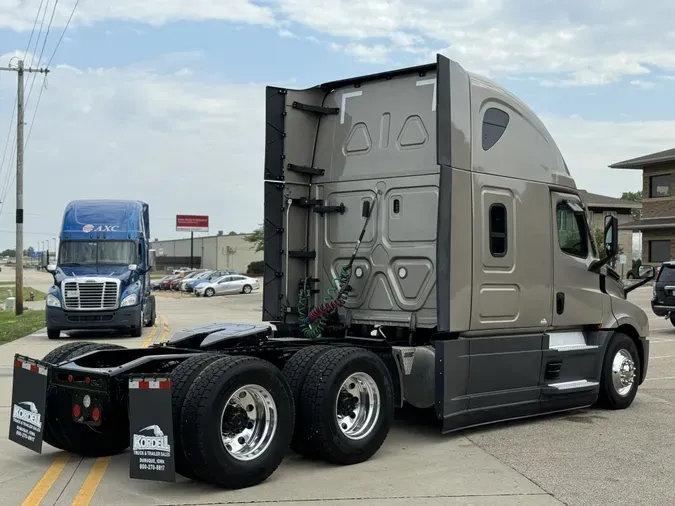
xmin=299 ymin=265 xmax=351 ymax=338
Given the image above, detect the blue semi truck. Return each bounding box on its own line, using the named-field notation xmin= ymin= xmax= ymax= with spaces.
xmin=44 ymin=199 xmax=157 ymax=339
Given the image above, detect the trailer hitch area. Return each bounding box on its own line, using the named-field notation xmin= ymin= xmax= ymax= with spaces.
xmin=127 ymin=374 xmax=177 ymax=483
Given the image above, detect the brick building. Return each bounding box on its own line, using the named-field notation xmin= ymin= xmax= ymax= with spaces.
xmin=610 ymin=148 xmax=675 ymax=264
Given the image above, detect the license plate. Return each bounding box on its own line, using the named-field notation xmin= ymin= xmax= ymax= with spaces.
xmin=66 ymin=290 xmax=79 ymax=298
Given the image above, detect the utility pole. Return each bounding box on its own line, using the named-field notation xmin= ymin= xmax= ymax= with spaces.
xmin=0 ymin=59 xmax=49 ymax=315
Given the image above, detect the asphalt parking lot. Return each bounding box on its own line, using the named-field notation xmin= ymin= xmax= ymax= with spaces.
xmin=1 ymin=271 xmax=674 ymax=505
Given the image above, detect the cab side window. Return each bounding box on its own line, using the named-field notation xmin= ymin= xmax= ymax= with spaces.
xmin=556 ymin=202 xmax=588 ymax=258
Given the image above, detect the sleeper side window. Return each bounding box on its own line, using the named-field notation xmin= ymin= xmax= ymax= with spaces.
xmin=556 ymin=201 xmax=589 ymax=258
xmin=482 ymin=108 xmax=510 ymax=150
xmin=489 ymin=203 xmax=507 ymax=257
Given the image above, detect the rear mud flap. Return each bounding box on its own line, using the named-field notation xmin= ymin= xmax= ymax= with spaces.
xmin=128 ymin=375 xmax=176 ymax=483
xmin=8 ymin=355 xmax=49 ymax=453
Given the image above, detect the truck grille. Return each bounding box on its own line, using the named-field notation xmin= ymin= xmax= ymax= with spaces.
xmin=62 ymin=280 xmax=119 ymax=310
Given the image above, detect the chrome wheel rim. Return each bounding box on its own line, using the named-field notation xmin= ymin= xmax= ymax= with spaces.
xmin=220 ymin=384 xmax=277 ymax=461
xmin=612 ymin=349 xmax=636 ymax=397
xmin=335 ymin=372 xmax=380 ymax=440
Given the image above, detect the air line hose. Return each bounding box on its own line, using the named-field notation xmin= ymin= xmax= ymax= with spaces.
xmin=298 ymin=191 xmax=379 ymax=338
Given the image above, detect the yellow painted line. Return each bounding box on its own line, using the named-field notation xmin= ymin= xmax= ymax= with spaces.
xmin=67 ymin=313 xmax=169 ymax=505
xmin=140 ymin=316 xmax=160 ymax=348
xmin=70 ymin=456 xmax=111 ymax=506
xmin=21 ymin=452 xmax=71 ymax=506
xmin=159 ymin=314 xmax=170 ymax=343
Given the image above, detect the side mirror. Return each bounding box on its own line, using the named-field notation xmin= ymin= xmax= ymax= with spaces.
xmin=148 ymin=249 xmax=156 ymax=268
xmin=641 ymin=265 xmax=656 ymax=279
xmin=128 ymin=264 xmax=138 ymax=271
xmin=46 ymin=264 xmax=56 ymax=273
xmin=603 ymin=215 xmax=619 ymax=258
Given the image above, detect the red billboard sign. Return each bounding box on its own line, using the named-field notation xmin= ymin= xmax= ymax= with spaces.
xmin=176 ymin=215 xmax=209 ymax=232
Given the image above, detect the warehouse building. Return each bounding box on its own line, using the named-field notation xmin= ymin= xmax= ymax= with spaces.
xmin=150 ymin=232 xmax=262 ymax=274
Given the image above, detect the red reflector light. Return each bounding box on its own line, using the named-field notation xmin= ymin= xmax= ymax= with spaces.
xmin=67 ymin=375 xmax=73 ymax=383
xmin=73 ymin=404 xmax=81 ymax=417
xmin=85 ymin=377 xmax=91 ymax=385
xmin=91 ymin=407 xmax=101 ymax=422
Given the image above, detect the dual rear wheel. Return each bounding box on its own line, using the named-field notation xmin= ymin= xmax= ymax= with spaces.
xmin=169 ymin=346 xmax=394 ymax=488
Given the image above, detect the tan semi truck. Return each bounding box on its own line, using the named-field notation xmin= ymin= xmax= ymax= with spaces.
xmin=9 ymin=54 xmax=655 ymax=491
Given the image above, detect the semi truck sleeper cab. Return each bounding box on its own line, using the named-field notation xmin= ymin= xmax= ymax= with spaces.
xmin=9 ymin=54 xmax=655 ymax=491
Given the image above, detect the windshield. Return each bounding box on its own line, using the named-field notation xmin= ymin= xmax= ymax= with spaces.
xmin=658 ymin=265 xmax=675 ymax=283
xmin=59 ymin=241 xmax=137 ymax=266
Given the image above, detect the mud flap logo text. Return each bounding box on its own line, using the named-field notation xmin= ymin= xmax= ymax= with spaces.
xmin=12 ymin=402 xmax=42 ymax=431
xmin=132 ymin=425 xmax=171 ymax=456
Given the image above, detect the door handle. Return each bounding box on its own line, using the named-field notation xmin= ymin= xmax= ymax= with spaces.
xmin=556 ymin=292 xmax=565 ymax=315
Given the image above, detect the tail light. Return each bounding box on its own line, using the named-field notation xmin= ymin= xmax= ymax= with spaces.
xmin=91 ymin=407 xmax=101 ymax=422
xmin=73 ymin=404 xmax=81 ymax=417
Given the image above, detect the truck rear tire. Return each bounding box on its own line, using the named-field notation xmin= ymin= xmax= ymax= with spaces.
xmin=281 ymin=345 xmax=333 ymax=456
xmin=295 ymin=347 xmax=394 ymax=465
xmin=169 ymin=353 xmax=223 ymax=480
xmin=45 ymin=343 xmax=131 ymax=457
xmin=598 ymin=332 xmax=641 ymax=410
xmin=179 ymin=355 xmax=294 ymax=489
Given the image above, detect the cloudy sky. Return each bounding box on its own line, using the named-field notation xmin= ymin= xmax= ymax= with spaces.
xmin=0 ymin=0 xmax=672 ymax=251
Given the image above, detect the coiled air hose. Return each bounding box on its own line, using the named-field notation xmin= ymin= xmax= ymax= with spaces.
xmin=298 ymin=191 xmax=379 ymax=338
xmin=299 ymin=266 xmax=351 ymax=338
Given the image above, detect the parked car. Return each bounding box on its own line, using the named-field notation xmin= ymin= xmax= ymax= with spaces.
xmin=186 ymin=269 xmax=237 ymax=292
xmin=179 ymin=270 xmax=213 ymax=291
xmin=170 ymin=270 xmax=204 ymax=290
xmin=159 ymin=274 xmax=180 ymax=290
xmin=194 ymin=274 xmax=259 ymax=297
xmin=652 ymin=261 xmax=675 ymax=323
xmin=151 ymin=275 xmax=174 ymax=290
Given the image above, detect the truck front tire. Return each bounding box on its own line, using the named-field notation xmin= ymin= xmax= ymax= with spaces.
xmin=47 ymin=328 xmax=60 ymax=339
xmin=179 ymin=355 xmax=294 ymax=489
xmin=145 ymin=296 xmax=156 ymax=328
xmin=295 ymin=347 xmax=394 ymax=465
xmin=598 ymin=332 xmax=641 ymax=410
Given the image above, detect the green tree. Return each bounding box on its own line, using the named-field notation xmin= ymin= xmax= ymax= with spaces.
xmin=243 ymin=226 xmax=264 ymax=253
xmin=621 ymin=190 xmax=643 ymax=221
xmin=593 ymin=226 xmax=623 ymax=261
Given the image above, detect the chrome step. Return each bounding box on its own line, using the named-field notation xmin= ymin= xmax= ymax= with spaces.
xmin=548 ymin=379 xmax=599 ymax=391
xmin=549 ymin=344 xmax=599 ymax=352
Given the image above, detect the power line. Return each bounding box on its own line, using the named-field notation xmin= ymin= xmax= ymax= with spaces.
xmin=24 ymin=0 xmax=58 ymax=111
xmin=23 ymin=0 xmax=46 ymax=62
xmin=47 ymin=0 xmax=80 ymax=68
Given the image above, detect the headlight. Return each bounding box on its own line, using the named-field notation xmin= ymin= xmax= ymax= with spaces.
xmin=121 ymin=293 xmax=138 ymax=307
xmin=46 ymin=294 xmax=61 ymax=308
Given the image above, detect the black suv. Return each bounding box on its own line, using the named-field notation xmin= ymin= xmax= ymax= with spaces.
xmin=652 ymin=261 xmax=675 ymax=323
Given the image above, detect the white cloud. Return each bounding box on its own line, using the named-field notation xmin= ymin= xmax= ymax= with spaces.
xmin=630 ymin=79 xmax=656 ymax=90
xmin=3 ymin=2 xmax=674 ymax=84
xmin=0 ymin=52 xmax=268 ymax=248
xmin=0 ymin=49 xmax=665 ymax=249
xmin=0 ymin=0 xmax=276 ymax=31
xmin=266 ymin=0 xmax=675 ymax=84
